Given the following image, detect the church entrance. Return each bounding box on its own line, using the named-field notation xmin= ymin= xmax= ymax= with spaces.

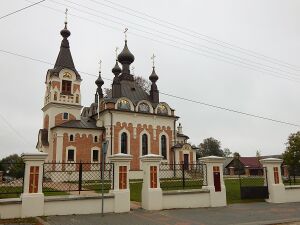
xmin=184 ymin=154 xmax=189 ymax=170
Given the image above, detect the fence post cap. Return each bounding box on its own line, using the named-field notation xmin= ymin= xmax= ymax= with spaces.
xmin=260 ymin=158 xmax=283 ymax=164
xmin=108 ymin=153 xmax=133 ymax=162
xmin=140 ymin=154 xmax=163 ymax=162
xmin=200 ymin=156 xmax=225 ymax=163
xmin=21 ymin=153 xmax=48 ymax=161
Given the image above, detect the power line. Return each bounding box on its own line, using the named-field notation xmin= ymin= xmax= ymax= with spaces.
xmin=92 ymin=0 xmax=300 ymax=71
xmin=33 ymin=0 xmax=300 ymax=83
xmin=0 ymin=48 xmax=299 ymax=128
xmin=0 ymin=0 xmax=46 ymax=20
xmin=56 ymin=0 xmax=300 ymax=79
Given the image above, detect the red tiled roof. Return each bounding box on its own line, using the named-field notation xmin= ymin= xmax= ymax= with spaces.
xmin=239 ymin=157 xmax=262 ymax=169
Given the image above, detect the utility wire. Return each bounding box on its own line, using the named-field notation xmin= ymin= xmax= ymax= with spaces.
xmin=93 ymin=0 xmax=300 ymax=71
xmin=30 ymin=0 xmax=300 ymax=83
xmin=0 ymin=0 xmax=46 ymax=20
xmin=57 ymin=0 xmax=300 ymax=79
xmin=0 ymin=48 xmax=299 ymax=128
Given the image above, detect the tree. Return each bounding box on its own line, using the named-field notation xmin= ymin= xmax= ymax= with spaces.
xmin=0 ymin=154 xmax=24 ymax=178
xmin=134 ymin=76 xmax=151 ymax=94
xmin=283 ymin=131 xmax=300 ymax=168
xmin=223 ymin=148 xmax=232 ymax=157
xmin=199 ymin=137 xmax=225 ymax=157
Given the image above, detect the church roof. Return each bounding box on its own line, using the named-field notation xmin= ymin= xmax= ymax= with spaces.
xmin=52 ymin=117 xmax=104 ymax=130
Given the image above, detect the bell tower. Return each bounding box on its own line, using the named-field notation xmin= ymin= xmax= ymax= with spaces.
xmin=42 ymin=15 xmax=82 ymax=131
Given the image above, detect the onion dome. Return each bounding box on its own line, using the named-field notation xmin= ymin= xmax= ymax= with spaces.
xmin=118 ymin=40 xmax=135 ymax=65
xmin=112 ymin=60 xmax=122 ymax=75
xmin=149 ymin=67 xmax=159 ymax=83
xmin=95 ymin=71 xmax=104 ymax=99
xmin=60 ymin=22 xmax=71 ymax=39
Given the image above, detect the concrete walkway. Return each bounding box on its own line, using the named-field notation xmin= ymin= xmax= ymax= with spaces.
xmin=42 ymin=202 xmax=300 ymax=225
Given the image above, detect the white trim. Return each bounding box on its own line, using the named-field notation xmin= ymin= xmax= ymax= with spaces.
xmin=62 ymin=112 xmax=69 ymax=120
xmin=66 ymin=146 xmax=76 ymax=162
xmin=155 ymin=102 xmax=172 ymax=116
xmin=69 ymin=134 xmax=75 ymax=142
xmin=159 ymin=131 xmax=169 ymax=162
xmin=139 ymin=130 xmax=151 ymax=157
xmin=91 ymin=147 xmax=100 ymax=162
xmin=118 ymin=128 xmax=130 ymax=155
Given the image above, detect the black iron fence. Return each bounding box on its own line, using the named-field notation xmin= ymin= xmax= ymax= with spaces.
xmin=0 ymin=163 xmax=25 ymax=197
xmin=159 ymin=163 xmax=207 ymax=190
xmin=43 ymin=162 xmax=114 ymax=194
xmin=282 ymin=165 xmax=300 ymax=185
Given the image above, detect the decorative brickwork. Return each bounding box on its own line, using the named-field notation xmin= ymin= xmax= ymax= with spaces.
xmin=54 ymin=113 xmax=76 ymax=126
xmin=274 ymin=167 xmax=279 ymax=184
xmin=29 ymin=166 xmax=39 ymax=193
xmin=150 ymin=166 xmax=157 ymax=188
xmin=119 ymin=166 xmax=127 ymax=189
xmin=73 ymin=84 xmax=80 ymax=92
xmin=51 ymin=81 xmax=60 ymax=89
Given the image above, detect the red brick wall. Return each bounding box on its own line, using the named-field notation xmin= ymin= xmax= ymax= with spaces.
xmin=54 ymin=113 xmax=76 ymax=126
xmin=43 ymin=115 xmax=49 ymax=129
xmin=62 ymin=132 xmax=103 ymax=162
xmin=113 ymin=122 xmax=173 ymax=170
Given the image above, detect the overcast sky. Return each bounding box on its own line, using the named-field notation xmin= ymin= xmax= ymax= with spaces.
xmin=0 ymin=0 xmax=300 ymax=159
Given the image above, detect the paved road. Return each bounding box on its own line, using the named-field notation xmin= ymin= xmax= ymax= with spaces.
xmin=43 ymin=202 xmax=300 ymax=225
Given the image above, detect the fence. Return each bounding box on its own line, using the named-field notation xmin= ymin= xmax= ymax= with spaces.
xmin=282 ymin=165 xmax=300 ymax=185
xmin=43 ymin=162 xmax=114 ymax=194
xmin=0 ymin=163 xmax=25 ymax=198
xmin=159 ymin=163 xmax=207 ymax=190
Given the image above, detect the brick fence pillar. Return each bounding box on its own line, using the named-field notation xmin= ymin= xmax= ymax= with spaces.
xmin=260 ymin=158 xmax=285 ymax=203
xmin=21 ymin=153 xmax=48 ymax=218
xmin=140 ymin=154 xmax=163 ymax=210
xmin=109 ymin=153 xmax=132 ymax=213
xmin=200 ymin=156 xmax=226 ymax=207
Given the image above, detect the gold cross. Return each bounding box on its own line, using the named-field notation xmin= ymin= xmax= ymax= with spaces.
xmin=99 ymin=60 xmax=102 ymax=72
xmin=124 ymin=28 xmax=128 ymax=40
xmin=65 ymin=8 xmax=68 ymax=24
xmin=151 ymin=54 xmax=156 ymax=67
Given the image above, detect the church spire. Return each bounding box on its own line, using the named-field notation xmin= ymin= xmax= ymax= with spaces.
xmin=117 ymin=29 xmax=135 ymax=81
xmin=112 ymin=47 xmax=122 ymax=98
xmin=95 ymin=60 xmax=104 ymax=99
xmin=53 ymin=9 xmax=81 ymax=80
xmin=149 ymin=54 xmax=159 ymax=103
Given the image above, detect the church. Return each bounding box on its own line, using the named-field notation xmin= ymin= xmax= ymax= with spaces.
xmin=36 ymin=19 xmax=198 ymax=173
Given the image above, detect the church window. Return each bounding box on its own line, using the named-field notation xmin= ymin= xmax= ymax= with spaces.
xmin=142 ymin=134 xmax=148 ymax=156
xmin=63 ymin=112 xmax=69 ymax=120
xmin=161 ymin=135 xmax=167 ymax=160
xmin=62 ymin=80 xmax=72 ymax=95
xmin=94 ymin=136 xmax=98 ymax=143
xmin=157 ymin=104 xmax=168 ymax=115
xmin=138 ymin=103 xmax=150 ymax=113
xmin=117 ymin=99 xmax=131 ymax=110
xmin=67 ymin=149 xmax=75 ymax=162
xmin=121 ymin=132 xmax=128 ymax=154
xmin=92 ymin=149 xmax=99 ymax=162
xmin=54 ymin=92 xmax=58 ymax=101
xmin=69 ymin=134 xmax=74 ymax=142
xmin=76 ymin=94 xmax=79 ymax=103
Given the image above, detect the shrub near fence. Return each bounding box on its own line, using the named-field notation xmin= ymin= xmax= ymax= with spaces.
xmin=159 ymin=163 xmax=207 ymax=190
xmin=283 ymin=165 xmax=300 ymax=185
xmin=0 ymin=163 xmax=25 ymax=198
xmin=43 ymin=162 xmax=114 ymax=194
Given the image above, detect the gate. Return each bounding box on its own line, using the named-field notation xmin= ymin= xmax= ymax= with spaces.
xmin=239 ymin=167 xmax=268 ymax=199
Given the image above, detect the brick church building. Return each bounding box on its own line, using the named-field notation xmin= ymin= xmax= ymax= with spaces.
xmin=36 ymin=20 xmax=197 ymax=172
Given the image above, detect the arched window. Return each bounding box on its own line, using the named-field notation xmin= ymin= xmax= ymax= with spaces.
xmin=121 ymin=132 xmax=128 ymax=154
xmin=94 ymin=136 xmax=98 ymax=143
xmin=142 ymin=134 xmax=148 ymax=156
xmin=76 ymin=94 xmax=79 ymax=103
xmin=69 ymin=134 xmax=74 ymax=142
xmin=161 ymin=135 xmax=167 ymax=159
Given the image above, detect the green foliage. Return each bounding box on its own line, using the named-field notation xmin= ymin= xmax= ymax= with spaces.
xmin=0 ymin=154 xmax=24 ymax=178
xmin=199 ymin=137 xmax=225 ymax=157
xmin=224 ymin=148 xmax=232 ymax=157
xmin=283 ymin=131 xmax=300 ymax=167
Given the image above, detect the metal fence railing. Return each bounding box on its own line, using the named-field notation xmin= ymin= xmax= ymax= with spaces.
xmin=0 ymin=163 xmax=25 ymax=198
xmin=43 ymin=162 xmax=114 ymax=194
xmin=159 ymin=163 xmax=207 ymax=190
xmin=282 ymin=165 xmax=300 ymax=186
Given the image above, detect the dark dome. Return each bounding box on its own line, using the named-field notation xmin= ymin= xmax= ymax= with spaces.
xmin=60 ymin=23 xmax=71 ymax=38
xmin=117 ymin=40 xmax=134 ymax=64
xmin=149 ymin=67 xmax=158 ymax=83
xmin=95 ymin=72 xmax=104 ymax=86
xmin=112 ymin=60 xmax=122 ymax=74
